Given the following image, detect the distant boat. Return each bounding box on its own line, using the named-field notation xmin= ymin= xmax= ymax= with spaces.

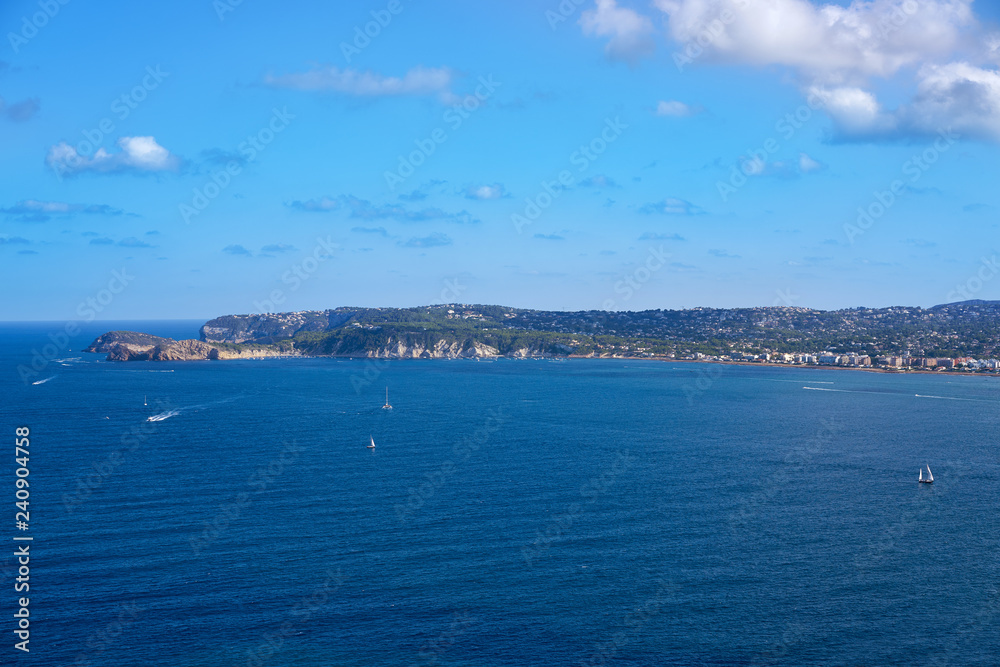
xmin=919 ymin=465 xmax=934 ymax=483
xmin=144 ymin=395 xmax=147 ymax=407
xmin=382 ymin=387 xmax=392 ymax=410
xmin=368 ymin=435 xmax=376 ymax=449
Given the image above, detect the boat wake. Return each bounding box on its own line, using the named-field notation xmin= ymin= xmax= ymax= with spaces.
xmin=914 ymin=394 xmax=981 ymax=402
xmin=146 ymin=410 xmax=180 ymax=422
xmin=803 ymin=387 xmax=987 ymax=402
xmin=32 ymin=376 xmax=56 ymax=385
xmin=144 ymin=394 xmax=245 ymax=422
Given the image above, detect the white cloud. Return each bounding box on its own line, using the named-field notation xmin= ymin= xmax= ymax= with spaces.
xmin=657 ymin=0 xmax=974 ymax=84
xmin=799 ymin=153 xmax=824 ymax=172
xmin=640 ymin=197 xmax=705 ymax=215
xmin=264 ymin=65 xmax=453 ymax=98
xmin=807 ymin=84 xmax=897 ymax=136
xmin=646 ymin=0 xmax=1000 ymax=141
xmin=580 ymin=0 xmax=656 ymax=64
xmin=464 ymin=183 xmax=508 ymax=200
xmin=655 ymin=99 xmax=701 ymax=116
xmin=46 ymin=136 xmax=181 ymax=176
xmin=902 ymin=62 xmax=1000 ymax=140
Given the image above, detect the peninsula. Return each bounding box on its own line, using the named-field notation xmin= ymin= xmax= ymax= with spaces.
xmin=85 ymin=301 xmax=1000 ymax=372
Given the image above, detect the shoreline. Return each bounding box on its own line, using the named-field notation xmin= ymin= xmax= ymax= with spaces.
xmin=88 ymin=348 xmax=1000 ymax=378
xmin=656 ymin=357 xmax=1000 ymax=377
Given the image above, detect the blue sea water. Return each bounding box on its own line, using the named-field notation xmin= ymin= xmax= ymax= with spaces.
xmin=2 ymin=321 xmax=999 ymax=666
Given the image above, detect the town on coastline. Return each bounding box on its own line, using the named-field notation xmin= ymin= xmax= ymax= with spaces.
xmin=676 ymin=350 xmax=1000 ymax=373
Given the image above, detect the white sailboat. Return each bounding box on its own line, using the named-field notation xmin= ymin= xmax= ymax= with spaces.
xmin=382 ymin=387 xmax=392 ymax=410
xmin=144 ymin=395 xmax=147 ymax=407
xmin=919 ymin=464 xmax=934 ymax=483
xmin=368 ymin=435 xmax=376 ymax=449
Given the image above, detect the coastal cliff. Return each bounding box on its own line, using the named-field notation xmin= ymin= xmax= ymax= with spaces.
xmin=85 ymin=331 xmax=296 ymax=361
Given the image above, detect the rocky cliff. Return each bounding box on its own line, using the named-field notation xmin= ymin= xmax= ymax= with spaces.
xmin=85 ymin=331 xmax=296 ymax=361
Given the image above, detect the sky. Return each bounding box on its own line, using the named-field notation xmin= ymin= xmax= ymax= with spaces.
xmin=2 ymin=0 xmax=999 ymax=320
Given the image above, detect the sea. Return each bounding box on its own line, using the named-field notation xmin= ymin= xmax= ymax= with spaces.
xmin=2 ymin=321 xmax=998 ymax=666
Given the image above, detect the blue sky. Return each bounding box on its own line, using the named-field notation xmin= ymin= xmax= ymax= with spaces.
xmin=2 ymin=0 xmax=999 ymax=320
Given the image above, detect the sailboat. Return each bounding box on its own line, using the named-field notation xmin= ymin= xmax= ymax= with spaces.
xmin=368 ymin=435 xmax=376 ymax=449
xmin=144 ymin=395 xmax=147 ymax=407
xmin=919 ymin=465 xmax=934 ymax=483
xmin=382 ymin=387 xmax=392 ymax=410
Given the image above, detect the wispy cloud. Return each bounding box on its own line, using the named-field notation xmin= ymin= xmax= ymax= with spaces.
xmin=580 ymin=0 xmax=655 ymax=64
xmin=119 ymin=237 xmax=154 ymax=248
xmin=0 ymin=235 xmax=30 ymax=245
xmin=286 ymin=196 xmax=338 ymax=212
xmin=639 ymin=232 xmax=685 ymax=241
xmin=398 ymin=180 xmax=446 ymax=202
xmin=708 ymin=248 xmax=740 ymax=259
xmin=534 ymin=233 xmax=565 ymax=240
xmin=223 ymin=244 xmax=253 ymax=256
xmin=46 ymin=136 xmax=181 ymax=176
xmin=0 ymin=96 xmax=40 ymax=122
xmin=639 ymin=197 xmax=705 ymax=216
xmin=264 ymin=65 xmax=453 ymax=100
xmin=655 ymin=100 xmax=702 ymax=117
xmin=463 ymin=183 xmax=509 ymax=200
xmin=579 ymin=174 xmax=619 ymax=188
xmin=401 ymin=232 xmax=452 ymax=248
xmin=339 ymin=195 xmax=478 ymax=224
xmin=1 ymin=200 xmax=131 ymax=222
xmin=799 ymin=153 xmax=824 ymax=173
xmin=351 ymin=226 xmax=390 ymax=237
xmin=261 ymin=243 xmax=297 ymax=253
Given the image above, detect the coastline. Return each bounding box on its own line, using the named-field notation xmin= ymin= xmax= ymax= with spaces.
xmin=85 ymin=346 xmax=1000 ymax=378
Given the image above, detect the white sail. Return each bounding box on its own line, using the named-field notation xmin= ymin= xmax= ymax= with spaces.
xmin=369 ymin=435 xmax=376 ymax=448
xmin=919 ymin=468 xmax=923 ymax=480
xmin=926 ymin=465 xmax=933 ymax=481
